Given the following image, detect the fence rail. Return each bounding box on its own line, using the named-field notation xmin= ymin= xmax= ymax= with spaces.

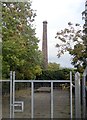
xmin=1 ymin=67 xmax=87 ymax=118
xmin=14 ymin=80 xmax=70 ymax=83
xmin=1 ymin=71 xmax=81 ymax=119
xmin=10 ymin=71 xmax=73 ymax=118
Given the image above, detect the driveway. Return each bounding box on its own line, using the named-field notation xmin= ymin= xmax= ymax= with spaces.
xmin=2 ymin=88 xmax=75 ymax=118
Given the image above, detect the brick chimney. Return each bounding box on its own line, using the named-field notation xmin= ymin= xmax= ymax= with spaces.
xmin=42 ymin=21 xmax=48 ymax=69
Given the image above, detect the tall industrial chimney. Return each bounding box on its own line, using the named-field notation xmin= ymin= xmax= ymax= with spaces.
xmin=42 ymin=21 xmax=48 ymax=69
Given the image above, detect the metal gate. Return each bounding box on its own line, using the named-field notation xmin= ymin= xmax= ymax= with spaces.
xmin=1 ymin=71 xmax=73 ymax=119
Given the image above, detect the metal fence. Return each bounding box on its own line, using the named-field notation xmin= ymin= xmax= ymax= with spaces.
xmin=1 ymin=71 xmax=73 ymax=118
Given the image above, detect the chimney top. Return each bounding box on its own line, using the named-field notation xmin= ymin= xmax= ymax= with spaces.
xmin=43 ymin=21 xmax=47 ymax=24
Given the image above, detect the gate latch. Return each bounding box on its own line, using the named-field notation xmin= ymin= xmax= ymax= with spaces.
xmin=14 ymin=101 xmax=24 ymax=112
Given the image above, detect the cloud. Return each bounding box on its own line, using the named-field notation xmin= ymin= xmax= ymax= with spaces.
xmin=48 ymin=52 xmax=73 ymax=68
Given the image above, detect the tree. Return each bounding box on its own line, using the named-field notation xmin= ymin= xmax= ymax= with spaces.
xmin=2 ymin=1 xmax=42 ymax=79
xmin=55 ymin=22 xmax=85 ymax=72
xmin=82 ymin=1 xmax=87 ymax=66
xmin=47 ymin=62 xmax=60 ymax=71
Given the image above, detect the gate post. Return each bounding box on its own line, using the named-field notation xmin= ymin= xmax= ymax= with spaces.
xmin=12 ymin=71 xmax=15 ymax=118
xmin=51 ymin=82 xmax=53 ymax=118
xmin=31 ymin=81 xmax=34 ymax=118
xmin=75 ymin=72 xmax=81 ymax=118
xmin=10 ymin=71 xmax=12 ymax=118
xmin=82 ymin=67 xmax=87 ymax=118
xmin=70 ymin=71 xmax=73 ymax=118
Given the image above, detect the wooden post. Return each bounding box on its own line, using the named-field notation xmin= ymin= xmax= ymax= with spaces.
xmin=75 ymin=72 xmax=81 ymax=118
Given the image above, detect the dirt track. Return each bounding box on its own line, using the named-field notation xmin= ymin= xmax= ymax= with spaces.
xmin=2 ymin=88 xmax=75 ymax=118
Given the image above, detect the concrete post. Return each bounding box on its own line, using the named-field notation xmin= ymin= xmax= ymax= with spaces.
xmin=82 ymin=67 xmax=87 ymax=118
xmin=75 ymin=72 xmax=81 ymax=118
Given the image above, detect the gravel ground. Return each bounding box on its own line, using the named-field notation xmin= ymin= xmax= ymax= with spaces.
xmin=2 ymin=88 xmax=75 ymax=118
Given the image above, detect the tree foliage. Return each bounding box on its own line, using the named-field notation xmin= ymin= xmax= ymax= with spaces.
xmin=47 ymin=62 xmax=60 ymax=71
xmin=55 ymin=22 xmax=85 ymax=72
xmin=36 ymin=67 xmax=73 ymax=80
xmin=82 ymin=2 xmax=87 ymax=65
xmin=2 ymin=1 xmax=42 ymax=79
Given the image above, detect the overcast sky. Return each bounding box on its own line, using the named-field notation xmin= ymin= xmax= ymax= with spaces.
xmin=32 ymin=0 xmax=85 ymax=68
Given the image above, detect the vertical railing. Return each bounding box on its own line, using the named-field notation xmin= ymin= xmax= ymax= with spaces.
xmin=70 ymin=71 xmax=73 ymax=118
xmin=12 ymin=71 xmax=15 ymax=118
xmin=0 ymin=79 xmax=2 ymax=120
xmin=51 ymin=82 xmax=53 ymax=118
xmin=31 ymin=82 xmax=34 ymax=118
xmin=10 ymin=71 xmax=12 ymax=118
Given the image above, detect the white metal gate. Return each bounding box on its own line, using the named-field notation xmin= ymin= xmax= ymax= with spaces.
xmin=1 ymin=71 xmax=73 ymax=119
xmin=10 ymin=71 xmax=73 ymax=118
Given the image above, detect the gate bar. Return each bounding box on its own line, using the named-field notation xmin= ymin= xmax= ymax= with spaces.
xmin=10 ymin=71 xmax=12 ymax=118
xmin=70 ymin=71 xmax=73 ymax=118
xmin=0 ymin=80 xmax=10 ymax=82
xmin=13 ymin=71 xmax=15 ymax=118
xmin=51 ymin=82 xmax=53 ymax=118
xmin=14 ymin=80 xmax=70 ymax=83
xmin=31 ymin=82 xmax=34 ymax=118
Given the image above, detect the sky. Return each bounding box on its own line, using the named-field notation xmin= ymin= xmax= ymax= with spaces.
xmin=32 ymin=0 xmax=85 ymax=68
